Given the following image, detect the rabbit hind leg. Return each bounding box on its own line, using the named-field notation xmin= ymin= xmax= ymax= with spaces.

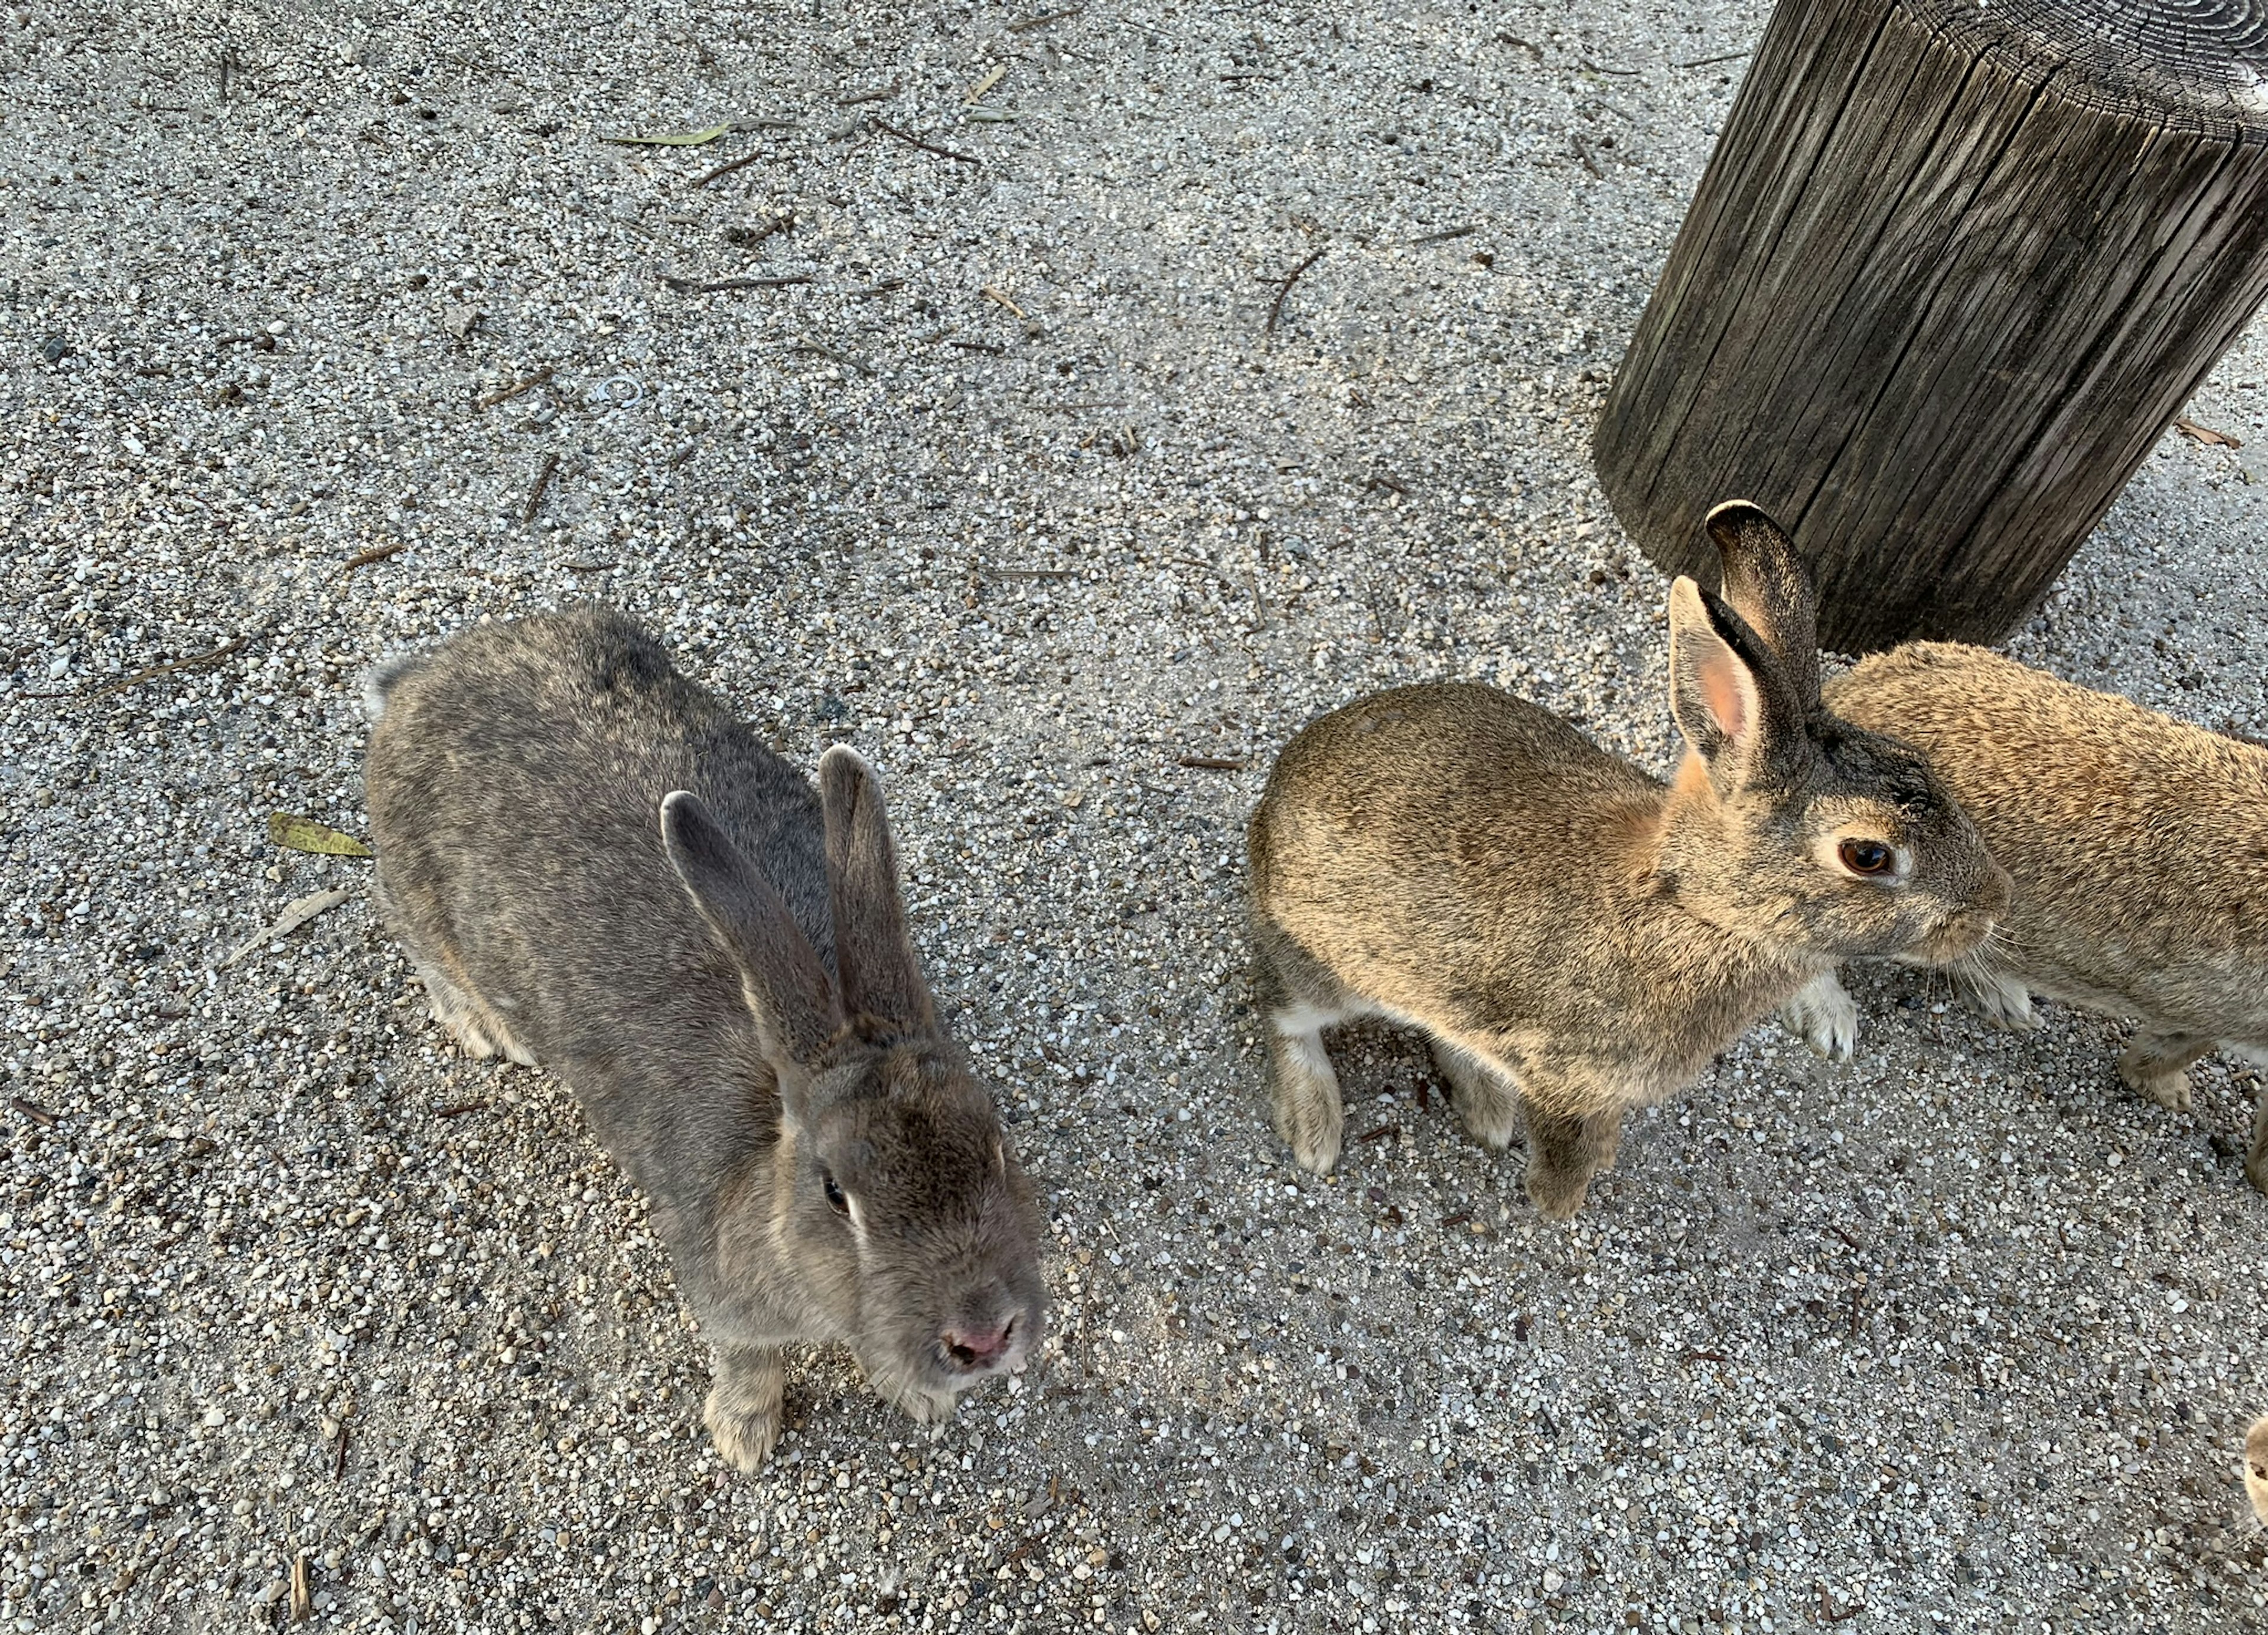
xmin=2116 ymin=1031 xmax=2215 ymax=1113
xmin=1429 ymin=1037 xmax=1522 ymax=1151
xmin=411 ymin=950 xmax=535 ymax=1068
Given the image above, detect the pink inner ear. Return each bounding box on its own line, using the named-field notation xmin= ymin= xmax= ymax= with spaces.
xmin=1701 ymin=650 xmax=1749 ymax=740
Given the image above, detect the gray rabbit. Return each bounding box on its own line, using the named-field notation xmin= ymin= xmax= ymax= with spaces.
xmin=362 ymin=607 xmax=1045 ymax=1468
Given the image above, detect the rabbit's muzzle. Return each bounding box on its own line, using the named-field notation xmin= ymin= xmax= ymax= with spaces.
xmin=1906 ymin=860 xmax=2012 ymax=965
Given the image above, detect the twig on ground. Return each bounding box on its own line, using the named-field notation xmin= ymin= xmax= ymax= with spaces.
xmin=435 ymin=1100 xmax=488 ymax=1119
xmin=836 ymin=83 xmax=900 ymax=106
xmin=1673 ymin=50 xmax=1749 ymax=69
xmin=1264 ymin=246 xmax=1326 ymax=337
xmin=523 ymin=453 xmax=559 ymax=523
xmin=1580 ymin=58 xmax=1640 ymax=76
xmin=872 ymin=119 xmax=982 ymax=165
xmin=949 ymin=339 xmax=1006 ymax=355
xmin=791 ymin=340 xmax=874 ymax=376
xmin=662 ymin=273 xmax=814 ymax=293
xmin=474 ymin=365 xmax=553 ymax=410
xmin=1409 ymin=224 xmax=1477 ymax=245
xmin=334 ymin=1423 xmax=350 ymax=1479
xmin=1572 ymin=136 xmax=1602 ymax=179
xmin=1008 ymin=5 xmax=1083 ymax=31
xmin=1178 ymin=754 xmax=1246 ymax=771
xmin=691 ymin=149 xmax=769 ymax=188
xmin=340 ymin=542 xmax=409 ymax=576
xmin=1498 ymin=34 xmax=1543 ymax=58
xmin=49 ymin=633 xmax=261 ymax=704
xmin=980 ymin=285 xmax=1027 ymax=318
xmin=9 ymin=1097 xmax=58 ymax=1128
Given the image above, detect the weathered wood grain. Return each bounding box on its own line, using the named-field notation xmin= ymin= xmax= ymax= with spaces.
xmin=1594 ymin=0 xmax=2268 ymax=651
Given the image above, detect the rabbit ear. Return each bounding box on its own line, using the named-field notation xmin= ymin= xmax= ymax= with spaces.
xmin=818 ymin=747 xmax=937 ymax=1033
xmin=1667 ymin=577 xmax=1804 ymax=774
xmin=1705 ymin=500 xmax=1822 ymax=708
xmin=660 ymin=790 xmax=845 ymax=1088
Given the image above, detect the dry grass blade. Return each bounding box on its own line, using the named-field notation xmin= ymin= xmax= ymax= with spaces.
xmin=221 ymin=890 xmax=354 ymax=969
xmin=2174 ymin=417 xmax=2242 ymax=448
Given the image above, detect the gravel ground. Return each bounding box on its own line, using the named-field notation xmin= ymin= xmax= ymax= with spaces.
xmin=4 ymin=2 xmax=2266 ymax=1633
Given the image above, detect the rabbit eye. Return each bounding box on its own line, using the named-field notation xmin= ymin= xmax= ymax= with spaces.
xmin=822 ymin=1171 xmax=850 ymax=1216
xmin=1838 ymin=839 xmax=1895 ymax=877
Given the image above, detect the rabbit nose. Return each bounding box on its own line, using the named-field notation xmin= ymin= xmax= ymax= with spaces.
xmin=944 ymin=1316 xmax=1015 ymax=1370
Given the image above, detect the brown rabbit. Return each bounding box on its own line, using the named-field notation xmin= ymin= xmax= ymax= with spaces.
xmin=362 ymin=607 xmax=1046 ymax=1469
xmin=1245 ymin=504 xmax=2010 ymax=1218
xmin=1791 ymin=635 xmax=2268 ymax=1196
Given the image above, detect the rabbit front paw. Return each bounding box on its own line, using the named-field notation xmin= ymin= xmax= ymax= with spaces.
xmin=704 ymin=1347 xmax=786 ymax=1472
xmin=1780 ymin=972 xmax=1856 ymax=1061
xmin=1430 ymin=1038 xmax=1521 ymax=1149
xmin=1524 ymin=1162 xmax=1594 ymax=1222
xmin=1953 ymin=969 xmax=2036 ymax=1033
xmin=1265 ymin=1012 xmax=1345 ymax=1174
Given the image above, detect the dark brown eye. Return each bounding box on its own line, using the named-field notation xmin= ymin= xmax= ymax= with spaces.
xmin=822 ymin=1172 xmax=849 ymax=1216
xmin=1839 ymin=839 xmax=1895 ymax=877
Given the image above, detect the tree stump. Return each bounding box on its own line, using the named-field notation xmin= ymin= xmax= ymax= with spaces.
xmin=1592 ymin=0 xmax=2268 ymax=652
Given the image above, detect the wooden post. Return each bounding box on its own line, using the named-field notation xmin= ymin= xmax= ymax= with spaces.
xmin=1593 ymin=0 xmax=2268 ymax=653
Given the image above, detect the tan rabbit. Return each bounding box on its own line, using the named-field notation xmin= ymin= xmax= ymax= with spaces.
xmin=1245 ymin=503 xmax=2010 ymax=1218
xmin=2247 ymin=1418 xmax=2268 ymax=1527
xmin=1787 ymin=637 xmax=2268 ymax=1196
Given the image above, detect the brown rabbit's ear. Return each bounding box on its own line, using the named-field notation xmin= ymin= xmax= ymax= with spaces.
xmin=660 ymin=790 xmax=845 ymax=1093
xmin=1667 ymin=577 xmax=1804 ymax=776
xmin=818 ymin=747 xmax=937 ymax=1033
xmin=1705 ymin=500 xmax=1822 ymax=708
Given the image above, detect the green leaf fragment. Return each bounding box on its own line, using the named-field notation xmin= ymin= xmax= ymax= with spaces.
xmin=269 ymin=812 xmax=374 ymax=857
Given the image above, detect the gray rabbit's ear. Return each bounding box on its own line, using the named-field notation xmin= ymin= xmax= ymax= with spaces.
xmin=660 ymin=790 xmax=844 ymax=1089
xmin=1666 ymin=577 xmax=1805 ymax=777
xmin=1705 ymin=500 xmax=1822 ymax=708
xmin=817 ymin=746 xmax=937 ymax=1034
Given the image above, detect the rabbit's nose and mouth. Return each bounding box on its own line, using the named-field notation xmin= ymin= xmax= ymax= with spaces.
xmin=941 ymin=1311 xmax=1031 ymax=1375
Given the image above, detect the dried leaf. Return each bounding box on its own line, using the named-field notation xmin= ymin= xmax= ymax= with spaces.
xmin=600 ymin=122 xmax=731 ymax=146
xmin=221 ymin=890 xmax=354 ymax=969
xmin=965 ymin=66 xmax=1006 ymax=105
xmin=268 ymin=813 xmax=373 ymax=857
xmin=2174 ymin=418 xmax=2243 ymax=449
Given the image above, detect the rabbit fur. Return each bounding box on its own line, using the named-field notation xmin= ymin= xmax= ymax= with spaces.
xmin=1786 ymin=638 xmax=2268 ymax=1196
xmin=362 ymin=607 xmax=1045 ymax=1469
xmin=1245 ymin=503 xmax=2010 ymax=1218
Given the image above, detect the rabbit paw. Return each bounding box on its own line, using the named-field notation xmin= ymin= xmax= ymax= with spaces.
xmin=1430 ymin=1039 xmax=1522 ymax=1149
xmin=2117 ymin=1034 xmax=2214 ymax=1113
xmin=1780 ymin=973 xmax=1856 ymax=1061
xmin=1524 ymin=1162 xmax=1592 ymax=1222
xmin=704 ymin=1349 xmax=786 ymax=1473
xmin=1954 ymin=969 xmax=2036 ymax=1033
